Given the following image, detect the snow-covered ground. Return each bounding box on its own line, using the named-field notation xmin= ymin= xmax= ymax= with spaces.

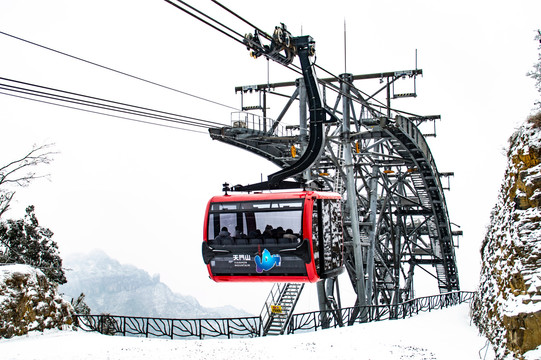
xmin=3 ymin=303 xmax=527 ymax=360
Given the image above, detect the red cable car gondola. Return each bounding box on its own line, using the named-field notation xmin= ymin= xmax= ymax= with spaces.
xmin=202 ymin=191 xmax=344 ymax=282
xmin=201 ymin=30 xmax=346 ymax=282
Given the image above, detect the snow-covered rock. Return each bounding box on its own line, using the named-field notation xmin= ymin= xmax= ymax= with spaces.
xmin=471 ymin=113 xmax=541 ymax=359
xmin=0 ymin=264 xmax=74 ymax=338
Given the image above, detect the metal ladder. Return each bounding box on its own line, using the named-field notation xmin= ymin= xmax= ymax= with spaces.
xmin=260 ymin=283 xmax=304 ymax=336
xmin=333 ymin=143 xmax=345 ymax=194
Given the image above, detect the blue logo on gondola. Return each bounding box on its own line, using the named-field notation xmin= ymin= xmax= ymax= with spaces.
xmin=255 ymin=249 xmax=281 ymax=273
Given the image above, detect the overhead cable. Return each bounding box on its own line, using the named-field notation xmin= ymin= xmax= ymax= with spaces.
xmin=0 ymin=77 xmax=224 ymax=131
xmin=0 ymin=91 xmax=208 ymax=134
xmin=164 ymin=0 xmax=302 ymax=76
xmin=0 ymin=78 xmax=223 ymax=128
xmin=211 ymin=0 xmax=273 ymax=41
xmin=163 ymin=0 xmax=245 ymax=46
xmin=0 ymin=30 xmax=238 ymax=111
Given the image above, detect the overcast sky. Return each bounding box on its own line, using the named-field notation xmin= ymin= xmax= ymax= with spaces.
xmin=0 ymin=0 xmax=539 ymax=314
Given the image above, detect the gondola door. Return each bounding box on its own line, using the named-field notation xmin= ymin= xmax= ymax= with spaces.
xmin=312 ymin=197 xmax=344 ymax=279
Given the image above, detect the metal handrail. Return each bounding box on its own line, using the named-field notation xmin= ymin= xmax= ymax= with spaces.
xmin=74 ymin=314 xmax=260 ymax=339
xmin=287 ymin=291 xmax=475 ymax=334
xmin=230 ymin=111 xmax=293 ymax=137
xmin=259 ymin=283 xmax=284 ymax=332
xmin=73 ymin=291 xmax=474 ymax=339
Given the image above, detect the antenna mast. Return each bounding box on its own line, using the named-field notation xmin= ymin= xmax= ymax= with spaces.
xmin=344 ymin=19 xmax=347 ymax=73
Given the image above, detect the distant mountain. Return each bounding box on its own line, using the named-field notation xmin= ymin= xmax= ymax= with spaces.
xmin=60 ymin=250 xmax=251 ymax=318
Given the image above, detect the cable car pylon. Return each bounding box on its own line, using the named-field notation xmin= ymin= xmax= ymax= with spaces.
xmin=204 ymin=23 xmax=460 ymax=324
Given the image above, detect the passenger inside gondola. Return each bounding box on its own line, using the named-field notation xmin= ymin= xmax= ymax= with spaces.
xmin=275 ymin=226 xmax=285 ymax=238
xmin=234 ymin=225 xmax=246 ymax=238
xmin=212 ymin=226 xmax=301 ymax=248
xmin=262 ymin=225 xmax=273 ymax=238
xmin=283 ymin=228 xmax=298 ymax=242
xmin=215 ymin=227 xmax=233 ymax=245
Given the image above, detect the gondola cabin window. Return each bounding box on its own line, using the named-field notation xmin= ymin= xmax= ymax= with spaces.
xmin=207 ymin=199 xmax=304 ymax=244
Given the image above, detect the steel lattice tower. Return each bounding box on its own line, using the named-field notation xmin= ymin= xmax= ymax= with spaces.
xmin=210 ymin=68 xmax=460 ymax=311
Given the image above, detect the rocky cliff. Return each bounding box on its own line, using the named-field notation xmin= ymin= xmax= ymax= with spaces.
xmin=0 ymin=264 xmax=74 ymax=338
xmin=471 ymin=113 xmax=541 ymax=359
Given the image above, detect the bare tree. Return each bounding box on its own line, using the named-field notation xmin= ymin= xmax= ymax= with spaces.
xmin=0 ymin=143 xmax=56 ymax=218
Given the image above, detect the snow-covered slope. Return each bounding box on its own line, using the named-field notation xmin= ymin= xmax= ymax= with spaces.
xmin=0 ymin=303 xmax=515 ymax=360
xmin=60 ymin=250 xmax=250 ymax=318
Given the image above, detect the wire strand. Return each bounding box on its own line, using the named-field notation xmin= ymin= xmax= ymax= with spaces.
xmin=173 ymin=0 xmax=246 ymax=40
xmin=0 ymin=91 xmax=210 ymax=134
xmin=211 ymin=0 xmax=273 ymax=41
xmin=0 ymin=77 xmax=226 ymax=128
xmin=0 ymin=30 xmax=238 ymax=111
xmin=163 ymin=0 xmax=245 ymax=47
xmin=0 ymin=84 xmax=214 ymax=129
xmin=166 ymin=0 xmax=303 ymax=77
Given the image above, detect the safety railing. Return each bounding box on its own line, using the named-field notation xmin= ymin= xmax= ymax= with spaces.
xmin=73 ymin=314 xmax=260 ymax=339
xmin=230 ymin=111 xmax=294 ymax=137
xmin=259 ymin=283 xmax=285 ymax=332
xmin=73 ymin=291 xmax=474 ymax=339
xmin=287 ymin=291 xmax=475 ymax=334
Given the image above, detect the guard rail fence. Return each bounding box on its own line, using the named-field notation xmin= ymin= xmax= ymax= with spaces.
xmin=73 ymin=290 xmax=474 ymax=339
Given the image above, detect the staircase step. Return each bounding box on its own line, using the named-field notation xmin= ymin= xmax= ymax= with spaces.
xmin=261 ymin=282 xmax=305 ymax=336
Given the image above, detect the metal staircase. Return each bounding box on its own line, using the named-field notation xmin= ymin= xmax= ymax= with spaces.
xmin=387 ymin=116 xmax=459 ymax=292
xmin=260 ymin=283 xmax=304 ymax=336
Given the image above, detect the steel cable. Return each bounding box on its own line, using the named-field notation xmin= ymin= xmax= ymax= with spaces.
xmin=0 ymin=91 xmax=209 ymax=134
xmin=0 ymin=77 xmax=224 ymax=130
xmin=0 ymin=30 xmax=238 ymax=111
